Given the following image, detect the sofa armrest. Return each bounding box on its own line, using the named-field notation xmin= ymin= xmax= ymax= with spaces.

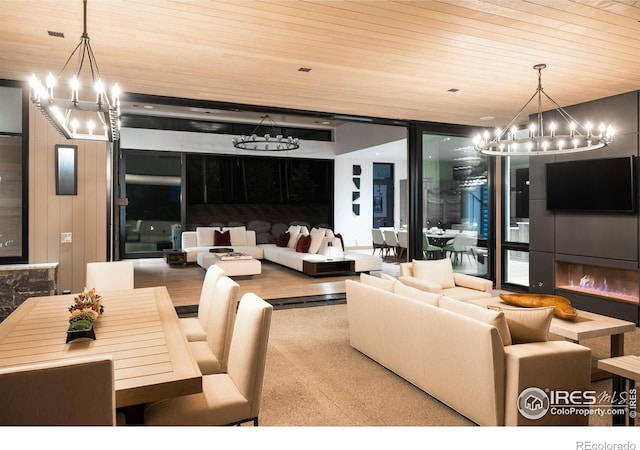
xmin=182 ymin=231 xmax=197 ymax=250
xmin=453 ymin=273 xmax=493 ymax=293
xmin=503 ymin=341 xmax=591 ymax=426
xmin=398 ymin=276 xmax=443 ymax=294
xmin=246 ymin=230 xmax=257 ymax=246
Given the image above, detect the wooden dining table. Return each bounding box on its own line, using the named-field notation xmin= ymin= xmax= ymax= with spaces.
xmin=0 ymin=286 xmax=202 ymax=408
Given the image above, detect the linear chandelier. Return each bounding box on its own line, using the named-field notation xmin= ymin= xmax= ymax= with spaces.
xmin=232 ymin=115 xmax=300 ymax=151
xmin=29 ymin=0 xmax=120 ymax=142
xmin=473 ymin=64 xmax=613 ymax=156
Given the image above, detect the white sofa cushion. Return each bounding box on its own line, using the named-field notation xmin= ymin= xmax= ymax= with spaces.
xmin=360 ymin=273 xmax=394 ymax=291
xmin=439 ymin=296 xmax=512 ymax=346
xmin=393 ymin=282 xmax=440 ymax=306
xmin=412 ymin=259 xmax=455 ymax=289
xmin=196 ymin=227 xmax=216 ymax=247
xmin=487 ymin=305 xmax=554 ymax=344
xmin=308 ymin=228 xmax=327 ymax=254
xmin=224 ymin=226 xmax=248 ymax=246
xmin=287 ymin=225 xmax=301 ymax=249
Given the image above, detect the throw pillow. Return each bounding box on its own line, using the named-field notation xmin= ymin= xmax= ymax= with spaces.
xmin=287 ymin=225 xmax=301 ymax=249
xmin=214 ymin=230 xmax=231 ymax=246
xmin=308 ymin=228 xmax=327 ymax=254
xmin=487 ymin=305 xmax=554 ymax=344
xmin=439 ymin=296 xmax=512 ymax=346
xmin=276 ymin=232 xmax=290 ymax=247
xmin=359 ymin=273 xmax=394 ymax=291
xmin=224 ymin=226 xmax=247 ymax=246
xmin=196 ymin=227 xmax=215 ymax=247
xmin=295 ymin=234 xmax=311 ymax=253
xmin=335 ymin=233 xmax=345 ymax=250
xmin=412 ymin=259 xmax=455 ymax=289
xmin=393 ymin=282 xmax=440 ymax=306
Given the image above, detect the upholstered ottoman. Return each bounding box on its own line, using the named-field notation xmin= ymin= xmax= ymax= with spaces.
xmin=196 ymin=252 xmax=262 ymax=277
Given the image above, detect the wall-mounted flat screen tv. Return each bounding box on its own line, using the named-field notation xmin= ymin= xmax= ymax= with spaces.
xmin=546 ymin=156 xmax=637 ymax=213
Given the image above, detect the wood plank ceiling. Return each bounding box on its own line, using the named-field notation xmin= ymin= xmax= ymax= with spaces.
xmin=1 ymin=0 xmax=640 ymax=128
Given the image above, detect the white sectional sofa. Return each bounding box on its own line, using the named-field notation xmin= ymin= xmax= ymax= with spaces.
xmin=259 ymin=225 xmax=382 ymax=274
xmin=345 ymin=274 xmax=592 ymax=426
xmin=181 ymin=226 xmax=264 ymax=263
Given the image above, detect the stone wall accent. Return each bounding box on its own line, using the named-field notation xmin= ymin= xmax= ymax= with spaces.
xmin=0 ymin=263 xmax=58 ymax=322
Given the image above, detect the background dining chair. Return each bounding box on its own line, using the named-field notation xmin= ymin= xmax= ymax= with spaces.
xmin=144 ymin=293 xmax=273 ymax=426
xmin=397 ymin=230 xmax=409 ymax=261
xmin=86 ymin=261 xmax=134 ymax=292
xmin=422 ymin=233 xmax=444 ymax=260
xmin=382 ymin=229 xmax=400 ymax=260
xmin=443 ymin=232 xmax=477 ymax=266
xmin=180 ymin=264 xmax=225 ymax=342
xmin=371 ymin=228 xmax=387 ymax=256
xmin=0 ymin=355 xmax=119 ymax=425
xmin=188 ymin=276 xmax=240 ymax=375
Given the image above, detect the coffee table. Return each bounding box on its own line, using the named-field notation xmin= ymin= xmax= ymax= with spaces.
xmin=197 ymin=251 xmax=261 ymax=277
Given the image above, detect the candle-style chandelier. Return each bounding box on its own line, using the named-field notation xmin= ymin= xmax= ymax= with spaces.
xmin=232 ymin=115 xmax=300 ymax=151
xmin=29 ymin=0 xmax=120 ymax=142
xmin=473 ymin=64 xmax=613 ymax=156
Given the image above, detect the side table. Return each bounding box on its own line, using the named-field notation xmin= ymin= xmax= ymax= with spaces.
xmin=597 ymin=355 xmax=639 ymax=426
xmin=163 ymin=249 xmax=186 ymax=266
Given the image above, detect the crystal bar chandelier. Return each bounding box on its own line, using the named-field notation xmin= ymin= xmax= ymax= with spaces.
xmin=473 ymin=64 xmax=613 ymax=156
xmin=232 ymin=115 xmax=299 ymax=151
xmin=29 ymin=0 xmax=120 ymax=142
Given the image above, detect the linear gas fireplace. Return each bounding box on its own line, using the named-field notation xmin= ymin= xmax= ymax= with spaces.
xmin=555 ymin=261 xmax=639 ymax=304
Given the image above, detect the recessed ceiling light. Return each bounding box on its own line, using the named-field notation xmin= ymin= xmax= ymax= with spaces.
xmin=47 ymin=30 xmax=64 ymax=38
xmin=298 ymin=67 xmax=312 ymax=72
xmin=143 ymin=105 xmax=155 ymax=109
xmin=479 ymin=116 xmax=495 ymax=121
xmin=447 ymin=88 xmax=460 ymax=92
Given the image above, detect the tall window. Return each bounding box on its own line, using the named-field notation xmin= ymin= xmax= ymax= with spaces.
xmin=503 ymin=155 xmax=530 ymax=287
xmin=0 ymin=83 xmax=28 ymax=263
xmin=421 ymin=134 xmax=489 ymax=276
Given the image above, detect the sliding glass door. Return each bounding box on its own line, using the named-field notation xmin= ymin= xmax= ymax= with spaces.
xmin=120 ymin=150 xmax=182 ymax=258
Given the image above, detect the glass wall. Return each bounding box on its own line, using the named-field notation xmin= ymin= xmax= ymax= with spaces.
xmin=422 ymin=134 xmax=489 ymax=276
xmin=121 ymin=150 xmax=182 ymax=257
xmin=503 ymin=155 xmax=530 ymax=287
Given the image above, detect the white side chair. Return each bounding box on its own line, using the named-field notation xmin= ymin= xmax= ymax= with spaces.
xmin=397 ymin=230 xmax=409 ymax=261
xmin=371 ymin=228 xmax=387 ymax=256
xmin=188 ymin=276 xmax=240 ymax=375
xmin=383 ymin=230 xmax=400 ymax=260
xmin=86 ymin=261 xmax=134 ymax=292
xmin=0 ymin=355 xmax=119 ymax=425
xmin=144 ymin=293 xmax=273 ymax=426
xmin=180 ymin=265 xmax=226 ymax=342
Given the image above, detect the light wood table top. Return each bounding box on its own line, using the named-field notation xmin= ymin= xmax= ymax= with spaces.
xmin=0 ymin=286 xmax=202 ymax=408
xmin=546 ymin=308 xmax=636 ymax=342
xmin=598 ymin=355 xmax=640 ymax=382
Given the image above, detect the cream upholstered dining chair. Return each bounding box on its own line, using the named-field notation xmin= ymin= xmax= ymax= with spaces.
xmin=397 ymin=230 xmax=409 ymax=261
xmin=86 ymin=260 xmax=135 ymax=292
xmin=144 ymin=293 xmax=273 ymax=426
xmin=0 ymin=355 xmax=120 ymax=425
xmin=188 ymin=275 xmax=240 ymax=375
xmin=371 ymin=228 xmax=388 ymax=256
xmin=180 ymin=264 xmax=226 ymax=342
xmin=382 ymin=229 xmax=400 ymax=260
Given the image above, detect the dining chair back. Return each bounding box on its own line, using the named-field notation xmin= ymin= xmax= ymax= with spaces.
xmin=371 ymin=228 xmax=387 ymax=256
xmin=397 ymin=230 xmax=409 ymax=261
xmin=144 ymin=293 xmax=273 ymax=426
xmin=0 ymin=355 xmax=116 ymax=425
xmin=180 ymin=264 xmax=225 ymax=342
xmin=86 ymin=261 xmax=134 ymax=292
xmin=383 ymin=230 xmax=400 ymax=259
xmin=422 ymin=233 xmax=444 ymax=260
xmin=188 ymin=275 xmax=240 ymax=375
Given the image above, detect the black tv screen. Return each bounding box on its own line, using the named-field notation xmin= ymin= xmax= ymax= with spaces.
xmin=546 ymin=156 xmax=637 ymax=212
